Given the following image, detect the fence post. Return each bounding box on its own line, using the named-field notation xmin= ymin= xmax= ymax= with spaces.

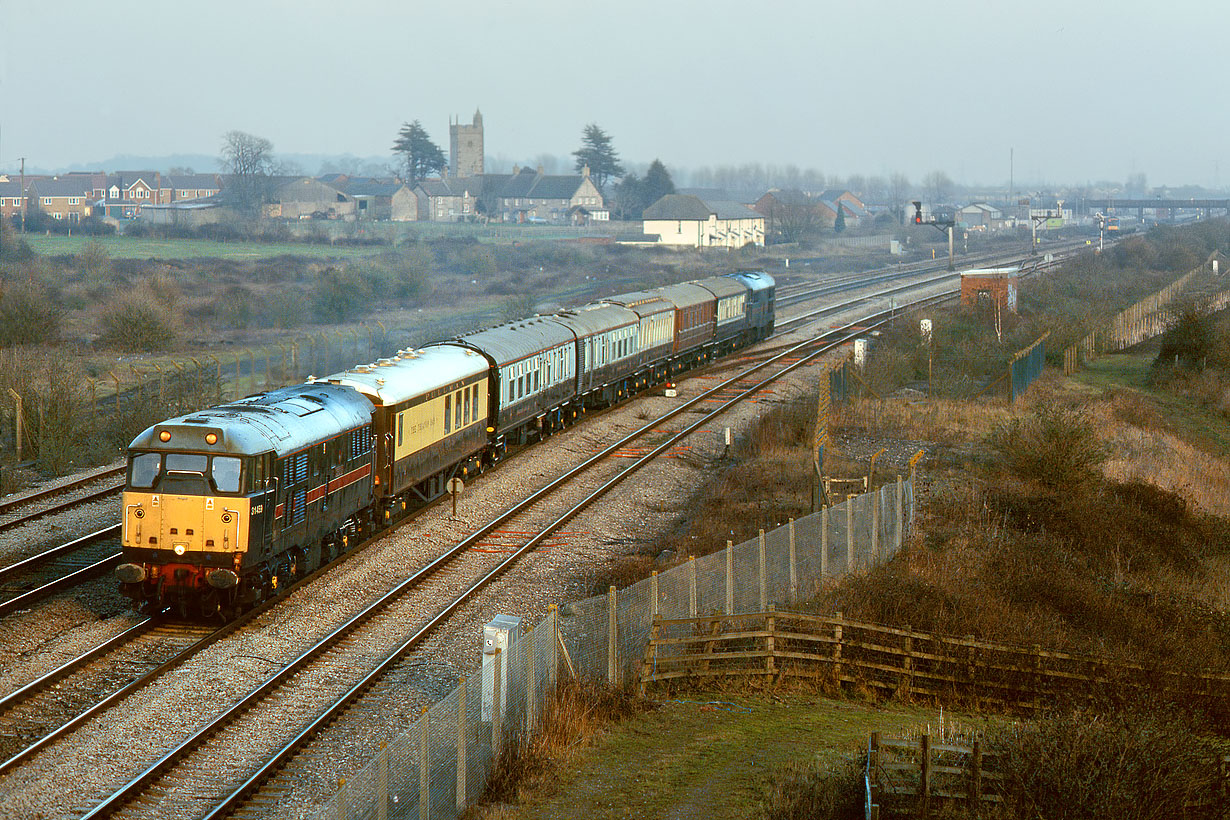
xmin=788 ymin=519 xmax=797 ymax=603
xmin=765 ymin=603 xmax=776 ymax=675
xmin=688 ymin=556 xmax=697 ymax=617
xmin=969 ymin=740 xmax=982 ymax=811
xmin=871 ymin=491 xmax=881 ymax=565
xmin=418 ymin=707 xmax=429 ymax=820
xmin=758 ymin=529 xmax=767 ymax=611
xmin=895 ymin=475 xmax=904 ymax=553
xmin=526 ymin=626 xmax=536 ymax=735
xmin=869 ymin=732 xmax=881 ymax=811
xmin=650 ymin=570 xmax=659 ymax=619
xmin=918 ymin=734 xmax=931 ymax=816
xmin=607 ymin=586 xmax=618 ymax=685
xmin=377 ymin=743 xmax=389 ymax=820
xmin=903 ymin=626 xmax=913 ymax=699
xmin=548 ymin=605 xmax=558 ymax=690
xmin=7 ymin=389 xmax=22 ymax=462
xmin=492 ymin=647 xmax=503 ymax=759
xmin=846 ymin=500 xmax=855 ymax=572
xmin=725 ymin=541 xmax=734 ymax=615
xmin=821 ymin=507 xmax=829 ymax=578
xmin=833 ymin=611 xmax=844 ymax=688
xmin=456 ymin=677 xmax=467 ymax=814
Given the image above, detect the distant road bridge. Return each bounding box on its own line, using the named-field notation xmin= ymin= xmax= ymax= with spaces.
xmin=1084 ymin=198 xmax=1230 ymax=216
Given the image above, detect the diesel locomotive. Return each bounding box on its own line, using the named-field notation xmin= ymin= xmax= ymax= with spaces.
xmin=116 ymin=271 xmax=775 ymax=618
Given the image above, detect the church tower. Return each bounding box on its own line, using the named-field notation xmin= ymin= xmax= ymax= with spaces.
xmin=449 ymin=109 xmax=484 ymax=178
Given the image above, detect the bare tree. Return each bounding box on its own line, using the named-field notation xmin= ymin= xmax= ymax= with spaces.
xmin=922 ymin=170 xmax=954 ymax=205
xmin=220 ymin=130 xmax=277 ymax=216
xmin=888 ymin=172 xmax=911 ymax=222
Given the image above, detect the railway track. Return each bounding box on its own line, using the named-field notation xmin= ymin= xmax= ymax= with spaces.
xmin=0 ymin=238 xmax=1097 ymax=818
xmin=0 ymin=466 xmax=125 ymax=530
xmin=0 ymin=525 xmax=122 ymax=618
xmin=76 ymin=285 xmax=961 ymax=820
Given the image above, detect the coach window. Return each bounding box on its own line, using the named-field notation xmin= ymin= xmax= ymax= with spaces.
xmin=445 ymin=394 xmax=452 ymax=433
xmin=472 ymin=384 xmax=480 ymax=419
xmin=397 ymin=413 xmax=404 ymax=447
xmin=464 ymin=387 xmax=471 ymax=424
xmin=455 ymin=390 xmax=462 ymax=428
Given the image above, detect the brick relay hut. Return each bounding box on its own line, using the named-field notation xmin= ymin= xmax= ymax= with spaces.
xmin=960 ymin=267 xmax=1019 ymax=313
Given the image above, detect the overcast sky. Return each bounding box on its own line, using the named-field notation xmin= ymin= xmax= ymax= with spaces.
xmin=0 ymin=0 xmax=1224 ymax=188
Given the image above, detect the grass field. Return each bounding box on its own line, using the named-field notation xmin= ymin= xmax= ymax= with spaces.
xmin=22 ymin=234 xmax=389 ymax=261
xmin=1073 ymin=352 xmax=1230 ymax=456
xmin=485 ymin=694 xmax=973 ymax=820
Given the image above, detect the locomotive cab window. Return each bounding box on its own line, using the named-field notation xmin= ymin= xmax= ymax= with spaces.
xmin=212 ymin=456 xmax=242 ymax=494
xmin=129 ymin=452 xmax=161 ymax=488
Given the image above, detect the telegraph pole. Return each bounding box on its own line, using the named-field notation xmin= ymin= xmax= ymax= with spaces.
xmin=19 ymin=157 xmax=26 ymax=234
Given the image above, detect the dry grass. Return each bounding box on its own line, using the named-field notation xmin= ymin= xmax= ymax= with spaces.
xmin=466 ymin=680 xmax=647 ymax=817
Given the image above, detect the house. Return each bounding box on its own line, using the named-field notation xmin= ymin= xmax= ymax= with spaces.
xmin=338 ymin=178 xmax=415 ymax=221
xmin=27 ymin=177 xmax=95 ymax=223
xmin=413 ymin=176 xmax=481 ymax=222
xmin=489 ymin=166 xmax=606 ymax=224
xmin=413 ymin=166 xmax=607 ymax=224
xmin=957 ymin=203 xmax=1004 ymax=229
xmin=101 ymin=171 xmax=160 ymax=218
xmin=164 ymin=174 xmax=223 ymax=203
xmin=0 ymin=179 xmax=28 ymax=222
xmin=642 ymin=194 xmax=765 ymax=248
xmin=266 ymin=177 xmax=357 ymax=220
xmin=818 ymin=189 xmax=866 ymax=210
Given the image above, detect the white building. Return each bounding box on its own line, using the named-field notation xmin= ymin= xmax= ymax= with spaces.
xmin=642 ymin=194 xmax=764 ymax=249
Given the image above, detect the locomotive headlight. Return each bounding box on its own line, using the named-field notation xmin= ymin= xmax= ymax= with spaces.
xmin=205 ymin=433 xmax=218 ymax=445
xmin=159 ymin=431 xmax=171 ymax=442
xmin=174 ymin=544 xmax=186 ymax=556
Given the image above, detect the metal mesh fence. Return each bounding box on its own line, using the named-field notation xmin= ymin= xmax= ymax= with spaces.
xmin=315 ymin=478 xmax=913 ymax=819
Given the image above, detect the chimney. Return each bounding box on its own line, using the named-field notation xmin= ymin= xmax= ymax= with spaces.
xmin=582 ymin=164 xmax=590 ymax=178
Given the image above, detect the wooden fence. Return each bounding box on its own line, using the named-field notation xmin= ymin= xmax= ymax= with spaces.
xmin=637 ymin=609 xmax=1230 ymax=710
xmin=867 ymin=732 xmax=1001 ymax=817
xmin=865 ymin=733 xmax=1230 ymax=819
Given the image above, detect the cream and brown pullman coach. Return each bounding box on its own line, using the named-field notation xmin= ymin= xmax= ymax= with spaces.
xmin=317 ymin=345 xmax=490 ymax=520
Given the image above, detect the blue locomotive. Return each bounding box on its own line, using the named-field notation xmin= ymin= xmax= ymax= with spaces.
xmin=116 ymin=271 xmax=775 ymax=618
